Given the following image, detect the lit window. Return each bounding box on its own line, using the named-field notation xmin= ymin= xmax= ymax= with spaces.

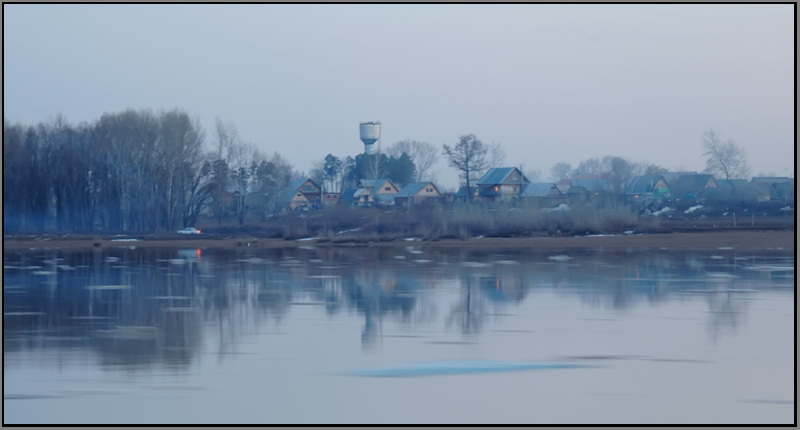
xmin=494 ymin=186 xmax=499 ymax=192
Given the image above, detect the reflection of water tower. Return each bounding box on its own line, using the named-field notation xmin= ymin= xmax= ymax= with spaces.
xmin=359 ymin=121 xmax=381 ymax=155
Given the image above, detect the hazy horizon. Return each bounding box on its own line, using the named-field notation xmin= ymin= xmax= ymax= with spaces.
xmin=4 ymin=4 xmax=794 ymax=188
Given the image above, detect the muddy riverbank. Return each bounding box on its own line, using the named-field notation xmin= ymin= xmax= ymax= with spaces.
xmin=3 ymin=230 xmax=794 ymax=252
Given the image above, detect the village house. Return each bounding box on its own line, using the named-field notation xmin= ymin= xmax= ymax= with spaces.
xmin=626 ymin=175 xmax=670 ymax=209
xmin=660 ymin=172 xmax=698 ymax=189
xmin=519 ymin=183 xmax=566 ymax=208
xmin=567 ymin=178 xmax=612 ymax=206
xmin=321 ymin=192 xmax=341 ymax=207
xmin=277 ymin=178 xmax=322 ymax=211
xmin=454 ymin=186 xmax=479 ymax=203
xmin=357 ymin=179 xmax=400 ymax=206
xmin=670 ymin=174 xmax=717 ymax=201
xmin=704 ymin=179 xmax=761 ymax=205
xmin=475 ymin=167 xmax=530 ymax=204
xmin=394 ymin=182 xmax=442 ymax=207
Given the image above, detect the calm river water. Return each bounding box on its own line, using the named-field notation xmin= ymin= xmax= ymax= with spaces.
xmin=3 ymin=244 xmax=794 ymax=424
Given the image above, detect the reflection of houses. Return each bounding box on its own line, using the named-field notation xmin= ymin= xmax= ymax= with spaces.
xmin=278 ymin=178 xmax=321 ymax=210
xmin=670 ymin=174 xmax=717 ymax=201
xmin=520 ymin=183 xmax=566 ymax=208
xmin=394 ymin=182 xmax=442 ymax=207
xmin=476 ymin=167 xmax=530 ymax=203
xmin=626 ymin=175 xmax=669 ymax=209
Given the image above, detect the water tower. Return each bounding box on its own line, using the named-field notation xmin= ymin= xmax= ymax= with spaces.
xmin=359 ymin=121 xmax=381 ymax=155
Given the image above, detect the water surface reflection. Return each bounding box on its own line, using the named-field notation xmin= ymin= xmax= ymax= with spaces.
xmin=3 ymin=246 xmax=794 ymax=423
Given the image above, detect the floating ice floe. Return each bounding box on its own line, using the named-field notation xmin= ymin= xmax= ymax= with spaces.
xmin=412 ymin=259 xmax=432 ymax=264
xmin=32 ymin=271 xmax=56 ymax=275
xmin=111 ymin=238 xmax=138 ymax=242
xmin=717 ymin=247 xmax=734 ymax=250
xmin=624 ymin=230 xmax=635 ymax=235
xmin=104 ymin=257 xmax=120 ymax=263
xmin=495 ymin=260 xmax=519 ymax=265
xmin=336 ymin=228 xmax=362 ymax=235
xmin=684 ymin=205 xmax=703 ymax=214
xmin=86 ymin=285 xmax=132 ymax=290
xmin=547 ymin=255 xmax=572 ymax=262
xmin=337 ymin=360 xmax=594 ymax=377
xmin=461 ymin=262 xmax=491 ymax=268
xmin=296 ymin=237 xmax=317 ymax=242
xmin=709 ymin=255 xmax=724 ymax=260
xmin=394 ymin=256 xmax=406 ymax=259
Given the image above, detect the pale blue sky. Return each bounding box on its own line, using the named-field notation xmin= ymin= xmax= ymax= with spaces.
xmin=4 ymin=4 xmax=794 ymax=187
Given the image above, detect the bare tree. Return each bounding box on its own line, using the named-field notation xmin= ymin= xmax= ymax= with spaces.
xmin=487 ymin=141 xmax=506 ymax=168
xmin=639 ymin=161 xmax=669 ymax=176
xmin=570 ymin=157 xmax=604 ymax=176
xmin=386 ymin=139 xmax=440 ymax=181
xmin=549 ymin=162 xmax=572 ymax=182
xmin=442 ymin=134 xmax=489 ymax=203
xmin=603 ymin=156 xmax=637 ymax=195
xmin=701 ymin=129 xmax=750 ymax=180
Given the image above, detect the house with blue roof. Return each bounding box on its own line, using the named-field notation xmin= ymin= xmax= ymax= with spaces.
xmin=277 ymin=178 xmax=321 ymax=210
xmin=356 ymin=179 xmax=400 ymax=206
xmin=520 ymin=183 xmax=567 ymax=208
xmin=475 ymin=167 xmax=530 ymax=204
xmin=394 ymin=182 xmax=442 ymax=207
xmin=626 ymin=175 xmax=669 ymax=209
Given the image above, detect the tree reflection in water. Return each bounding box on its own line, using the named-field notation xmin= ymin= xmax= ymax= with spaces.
xmin=2 ymin=246 xmax=792 ymax=370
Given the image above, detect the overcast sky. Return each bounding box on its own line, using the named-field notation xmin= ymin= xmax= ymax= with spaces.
xmin=4 ymin=4 xmax=794 ymax=188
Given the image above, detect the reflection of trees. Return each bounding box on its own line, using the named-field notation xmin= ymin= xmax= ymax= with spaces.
xmin=447 ymin=275 xmax=488 ymax=334
xmin=705 ymin=277 xmax=750 ymax=342
xmin=3 ymin=247 xmax=789 ymax=370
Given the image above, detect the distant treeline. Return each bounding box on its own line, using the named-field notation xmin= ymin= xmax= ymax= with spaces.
xmin=3 ymin=109 xmax=304 ymax=233
xmin=3 ymin=109 xmax=423 ymax=234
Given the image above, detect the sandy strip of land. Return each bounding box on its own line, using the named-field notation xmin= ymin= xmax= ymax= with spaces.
xmin=3 ymin=230 xmax=794 ymax=252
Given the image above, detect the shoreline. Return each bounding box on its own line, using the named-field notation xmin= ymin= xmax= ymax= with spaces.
xmin=3 ymin=230 xmax=795 ymax=252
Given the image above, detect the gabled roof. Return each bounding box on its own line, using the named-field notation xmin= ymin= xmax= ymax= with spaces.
xmin=626 ymin=175 xmax=667 ymax=195
xmin=570 ymin=179 xmax=610 ymax=192
xmin=357 ymin=179 xmax=395 ymax=189
xmin=521 ymin=183 xmax=562 ymax=198
xmin=455 ymin=186 xmax=478 ymax=197
xmin=715 ymin=179 xmax=750 ymax=192
xmin=661 ymin=172 xmax=698 ymax=187
xmin=278 ymin=178 xmax=315 ymax=203
xmin=338 ymin=188 xmax=358 ymax=204
xmin=752 ymin=177 xmax=793 ymax=183
xmin=671 ymin=174 xmax=716 ymax=198
xmin=476 ymin=167 xmax=529 ymax=185
xmin=396 ymin=182 xmax=439 ymax=198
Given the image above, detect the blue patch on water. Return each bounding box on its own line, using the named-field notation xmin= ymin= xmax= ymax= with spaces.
xmin=337 ymin=360 xmax=595 ymax=377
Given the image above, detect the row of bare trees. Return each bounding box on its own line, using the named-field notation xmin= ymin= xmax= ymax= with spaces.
xmin=3 ymin=110 xmax=300 ymax=233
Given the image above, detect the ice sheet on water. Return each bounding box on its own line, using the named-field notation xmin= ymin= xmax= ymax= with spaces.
xmin=461 ymin=262 xmax=490 ymax=268
xmin=548 ymin=255 xmax=572 ymax=261
xmin=337 ymin=360 xmax=594 ymax=377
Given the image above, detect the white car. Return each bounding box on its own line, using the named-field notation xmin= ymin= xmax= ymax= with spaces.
xmin=177 ymin=228 xmax=201 ymax=235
